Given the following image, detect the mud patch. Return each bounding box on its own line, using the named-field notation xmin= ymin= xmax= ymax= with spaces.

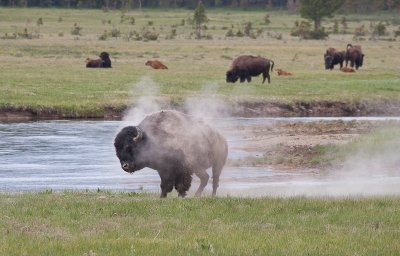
xmin=2 ymin=100 xmax=400 ymax=122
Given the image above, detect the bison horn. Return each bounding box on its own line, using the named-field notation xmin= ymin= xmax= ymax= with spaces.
xmin=132 ymin=126 xmax=143 ymax=143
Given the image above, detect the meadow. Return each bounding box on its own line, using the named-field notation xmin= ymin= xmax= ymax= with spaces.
xmin=1 ymin=8 xmax=400 ymax=255
xmin=1 ymin=191 xmax=400 ymax=255
xmin=0 ymin=8 xmax=400 ymax=117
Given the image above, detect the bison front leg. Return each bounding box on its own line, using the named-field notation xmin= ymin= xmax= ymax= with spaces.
xmin=160 ymin=176 xmax=174 ymax=198
xmin=194 ymin=170 xmax=209 ymax=197
xmin=174 ymin=172 xmax=192 ymax=198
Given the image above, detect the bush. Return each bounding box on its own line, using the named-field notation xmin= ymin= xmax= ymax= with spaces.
xmin=373 ymin=21 xmax=387 ymax=36
xmin=225 ymin=29 xmax=234 ymax=37
xmin=354 ymin=25 xmax=366 ymax=36
xmin=291 ymin=21 xmax=327 ymax=39
xmin=71 ymin=23 xmax=82 ymax=36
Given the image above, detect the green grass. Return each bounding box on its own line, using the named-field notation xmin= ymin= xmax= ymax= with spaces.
xmin=0 ymin=8 xmax=400 ymax=116
xmin=1 ymin=191 xmax=400 ymax=255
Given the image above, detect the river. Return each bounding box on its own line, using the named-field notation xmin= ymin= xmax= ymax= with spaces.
xmin=1 ymin=117 xmax=400 ymax=197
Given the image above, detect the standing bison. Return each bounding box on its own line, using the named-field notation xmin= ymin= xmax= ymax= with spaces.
xmin=345 ymin=44 xmax=364 ymax=70
xmin=114 ymin=110 xmax=228 ymax=198
xmin=226 ymin=55 xmax=274 ymax=84
xmin=324 ymin=48 xmax=346 ymax=70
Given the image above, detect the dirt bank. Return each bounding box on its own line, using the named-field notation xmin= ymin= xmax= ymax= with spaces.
xmin=227 ymin=120 xmax=397 ymax=171
xmin=2 ymin=100 xmax=400 ymax=122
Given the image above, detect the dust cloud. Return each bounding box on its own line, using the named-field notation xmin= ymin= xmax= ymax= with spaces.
xmin=122 ymin=76 xmax=162 ymax=124
xmin=120 ymin=77 xmax=400 ymax=198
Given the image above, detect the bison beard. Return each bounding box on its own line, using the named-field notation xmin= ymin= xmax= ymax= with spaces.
xmin=114 ymin=110 xmax=228 ymax=198
xmin=226 ymin=55 xmax=274 ymax=84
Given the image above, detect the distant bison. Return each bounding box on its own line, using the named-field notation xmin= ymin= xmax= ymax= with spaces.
xmin=86 ymin=52 xmax=112 ymax=68
xmin=226 ymin=55 xmax=274 ymax=84
xmin=324 ymin=48 xmax=345 ymax=70
xmin=276 ymin=68 xmax=293 ymax=76
xmin=341 ymin=66 xmax=355 ymax=73
xmin=345 ymin=44 xmax=364 ymax=70
xmin=145 ymin=60 xmax=168 ymax=69
xmin=114 ymin=110 xmax=228 ymax=198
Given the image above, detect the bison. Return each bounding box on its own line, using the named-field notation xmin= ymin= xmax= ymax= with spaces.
xmin=86 ymin=52 xmax=112 ymax=68
xmin=114 ymin=110 xmax=228 ymax=198
xmin=226 ymin=55 xmax=274 ymax=84
xmin=324 ymin=48 xmax=346 ymax=70
xmin=145 ymin=60 xmax=168 ymax=69
xmin=276 ymin=68 xmax=293 ymax=76
xmin=345 ymin=44 xmax=364 ymax=70
xmin=341 ymin=67 xmax=355 ymax=73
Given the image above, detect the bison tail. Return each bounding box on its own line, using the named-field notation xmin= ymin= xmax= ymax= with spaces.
xmin=270 ymin=60 xmax=274 ymax=72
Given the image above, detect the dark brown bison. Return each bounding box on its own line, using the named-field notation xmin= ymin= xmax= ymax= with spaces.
xmin=86 ymin=52 xmax=112 ymax=68
xmin=345 ymin=44 xmax=364 ymax=70
xmin=145 ymin=60 xmax=168 ymax=69
xmin=114 ymin=110 xmax=228 ymax=198
xmin=276 ymin=68 xmax=293 ymax=76
xmin=226 ymin=55 xmax=274 ymax=84
xmin=324 ymin=48 xmax=346 ymax=70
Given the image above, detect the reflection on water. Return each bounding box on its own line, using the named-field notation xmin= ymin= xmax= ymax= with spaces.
xmin=1 ymin=117 xmax=400 ymax=196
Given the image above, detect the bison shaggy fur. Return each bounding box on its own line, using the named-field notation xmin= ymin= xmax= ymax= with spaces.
xmin=226 ymin=55 xmax=274 ymax=84
xmin=345 ymin=44 xmax=364 ymax=70
xmin=114 ymin=110 xmax=228 ymax=198
xmin=324 ymin=48 xmax=346 ymax=70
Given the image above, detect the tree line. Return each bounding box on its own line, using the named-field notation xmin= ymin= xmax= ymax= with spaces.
xmin=1 ymin=0 xmax=399 ymax=13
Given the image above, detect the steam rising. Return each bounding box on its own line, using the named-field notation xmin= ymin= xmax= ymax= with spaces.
xmin=121 ymin=77 xmax=400 ymax=198
xmin=123 ymin=77 xmax=162 ymax=124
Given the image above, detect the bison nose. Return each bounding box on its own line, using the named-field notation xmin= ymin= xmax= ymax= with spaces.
xmin=122 ymin=162 xmax=129 ymax=170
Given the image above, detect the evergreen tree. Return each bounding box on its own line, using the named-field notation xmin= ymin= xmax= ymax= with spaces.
xmin=193 ymin=0 xmax=208 ymax=38
xmin=300 ymin=0 xmax=345 ymax=30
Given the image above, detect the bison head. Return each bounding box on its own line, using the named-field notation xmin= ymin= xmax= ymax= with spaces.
xmin=226 ymin=70 xmax=239 ymax=83
xmin=324 ymin=55 xmax=333 ymax=70
xmin=114 ymin=126 xmax=146 ymax=173
xmin=99 ymin=52 xmax=112 ymax=68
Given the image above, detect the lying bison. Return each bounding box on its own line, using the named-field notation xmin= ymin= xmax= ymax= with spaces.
xmin=345 ymin=44 xmax=364 ymax=70
xmin=324 ymin=48 xmax=345 ymax=70
xmin=114 ymin=110 xmax=228 ymax=198
xmin=226 ymin=55 xmax=274 ymax=84
xmin=86 ymin=52 xmax=112 ymax=68
xmin=145 ymin=60 xmax=168 ymax=69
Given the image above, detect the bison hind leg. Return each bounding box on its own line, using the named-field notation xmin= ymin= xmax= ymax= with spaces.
xmin=194 ymin=170 xmax=210 ymax=197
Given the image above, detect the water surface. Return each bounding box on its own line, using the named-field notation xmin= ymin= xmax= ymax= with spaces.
xmin=1 ymin=117 xmax=400 ymax=196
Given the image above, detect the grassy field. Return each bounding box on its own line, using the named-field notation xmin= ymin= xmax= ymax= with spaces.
xmin=1 ymin=191 xmax=400 ymax=255
xmin=0 ymin=8 xmax=400 ymax=117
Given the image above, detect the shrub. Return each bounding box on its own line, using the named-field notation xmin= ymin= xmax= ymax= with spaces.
xmin=394 ymin=27 xmax=400 ymax=37
xmin=98 ymin=30 xmax=108 ymax=40
xmin=373 ymin=21 xmax=387 ymax=36
xmin=354 ymin=25 xmax=366 ymax=36
xmin=263 ymin=14 xmax=271 ymax=25
xmin=110 ymin=27 xmax=121 ymax=38
xmin=225 ymin=29 xmax=234 ymax=37
xmin=71 ymin=23 xmax=82 ymax=36
xmin=291 ymin=20 xmax=327 ymax=39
